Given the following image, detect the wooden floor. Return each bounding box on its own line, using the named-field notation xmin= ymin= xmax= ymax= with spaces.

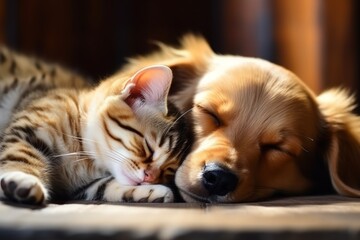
xmin=0 ymin=195 xmax=360 ymax=240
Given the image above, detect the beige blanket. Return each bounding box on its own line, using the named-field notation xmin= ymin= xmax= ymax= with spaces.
xmin=0 ymin=195 xmax=359 ymax=240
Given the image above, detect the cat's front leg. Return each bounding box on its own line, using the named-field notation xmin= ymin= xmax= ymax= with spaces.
xmin=76 ymin=177 xmax=174 ymax=203
xmin=0 ymin=122 xmax=53 ymax=205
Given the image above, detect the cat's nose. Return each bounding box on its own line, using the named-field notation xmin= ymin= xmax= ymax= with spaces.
xmin=202 ymin=163 xmax=238 ymax=196
xmin=143 ymin=167 xmax=160 ymax=183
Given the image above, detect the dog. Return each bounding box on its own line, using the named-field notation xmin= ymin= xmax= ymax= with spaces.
xmin=120 ymin=34 xmax=360 ymax=203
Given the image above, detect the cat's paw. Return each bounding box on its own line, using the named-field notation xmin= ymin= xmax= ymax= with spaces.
xmin=129 ymin=184 xmax=174 ymax=203
xmin=0 ymin=171 xmax=48 ymax=205
xmin=103 ymin=182 xmax=174 ymax=203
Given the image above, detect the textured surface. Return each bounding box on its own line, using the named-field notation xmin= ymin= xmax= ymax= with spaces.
xmin=0 ymin=195 xmax=360 ymax=240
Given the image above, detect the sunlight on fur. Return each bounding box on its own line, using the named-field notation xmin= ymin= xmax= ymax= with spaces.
xmin=121 ymin=34 xmax=360 ymax=203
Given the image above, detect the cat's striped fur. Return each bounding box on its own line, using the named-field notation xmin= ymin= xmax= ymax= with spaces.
xmin=0 ymin=46 xmax=192 ymax=204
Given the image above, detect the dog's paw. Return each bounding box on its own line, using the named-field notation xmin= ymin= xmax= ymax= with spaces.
xmin=0 ymin=171 xmax=47 ymax=205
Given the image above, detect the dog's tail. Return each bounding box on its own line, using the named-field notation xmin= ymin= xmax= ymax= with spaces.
xmin=317 ymin=88 xmax=360 ymax=197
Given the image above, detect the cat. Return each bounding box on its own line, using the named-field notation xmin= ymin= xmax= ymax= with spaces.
xmin=0 ymin=46 xmax=192 ymax=205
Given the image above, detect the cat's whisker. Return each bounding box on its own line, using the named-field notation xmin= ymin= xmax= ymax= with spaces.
xmin=104 ymin=151 xmax=127 ymax=164
xmin=52 ymin=151 xmax=95 ymax=158
xmin=67 ymin=135 xmax=97 ymax=143
xmin=163 ymin=108 xmax=193 ymax=136
xmin=73 ymin=157 xmax=93 ymax=163
xmin=105 ymin=151 xmax=142 ymax=182
xmin=55 ymin=130 xmax=98 ymax=144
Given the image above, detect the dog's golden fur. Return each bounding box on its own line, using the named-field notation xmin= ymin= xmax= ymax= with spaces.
xmin=121 ymin=34 xmax=360 ymax=203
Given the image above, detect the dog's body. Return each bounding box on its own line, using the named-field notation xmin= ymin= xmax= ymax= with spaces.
xmin=121 ymin=35 xmax=360 ymax=203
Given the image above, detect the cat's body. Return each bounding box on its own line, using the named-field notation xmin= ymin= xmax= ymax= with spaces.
xmin=0 ymin=47 xmax=191 ymax=204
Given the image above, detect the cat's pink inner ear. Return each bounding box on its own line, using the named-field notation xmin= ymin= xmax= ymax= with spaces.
xmin=128 ymin=65 xmax=173 ymax=104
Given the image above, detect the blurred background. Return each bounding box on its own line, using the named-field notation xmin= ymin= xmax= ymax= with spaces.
xmin=0 ymin=0 xmax=359 ymax=99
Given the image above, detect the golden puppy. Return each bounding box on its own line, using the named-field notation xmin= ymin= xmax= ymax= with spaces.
xmin=121 ymin=35 xmax=360 ymax=203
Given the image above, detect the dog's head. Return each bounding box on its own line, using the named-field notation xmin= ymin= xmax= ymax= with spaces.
xmin=175 ymin=55 xmax=329 ymax=202
xmin=124 ymin=35 xmax=360 ymax=203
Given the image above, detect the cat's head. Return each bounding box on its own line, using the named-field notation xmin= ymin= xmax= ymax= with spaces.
xmin=83 ymin=65 xmax=192 ymax=186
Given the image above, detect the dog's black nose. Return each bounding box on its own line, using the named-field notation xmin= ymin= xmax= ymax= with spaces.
xmin=202 ymin=163 xmax=238 ymax=196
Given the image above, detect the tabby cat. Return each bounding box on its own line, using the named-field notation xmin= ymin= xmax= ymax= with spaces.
xmin=0 ymin=46 xmax=191 ymax=205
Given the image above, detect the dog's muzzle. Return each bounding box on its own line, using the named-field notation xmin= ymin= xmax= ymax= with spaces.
xmin=202 ymin=163 xmax=238 ymax=196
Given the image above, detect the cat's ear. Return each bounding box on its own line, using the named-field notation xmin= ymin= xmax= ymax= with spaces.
xmin=122 ymin=65 xmax=172 ymax=114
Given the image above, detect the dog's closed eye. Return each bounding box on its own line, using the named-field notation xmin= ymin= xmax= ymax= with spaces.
xmin=260 ymin=132 xmax=300 ymax=159
xmin=260 ymin=143 xmax=296 ymax=158
xmin=260 ymin=143 xmax=283 ymax=153
xmin=195 ymin=104 xmax=222 ymax=128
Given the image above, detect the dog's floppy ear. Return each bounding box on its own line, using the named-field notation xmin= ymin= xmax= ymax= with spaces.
xmin=317 ymin=89 xmax=360 ymax=197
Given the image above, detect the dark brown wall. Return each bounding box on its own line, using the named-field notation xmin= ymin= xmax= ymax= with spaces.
xmin=0 ymin=0 xmax=217 ymax=79
xmin=0 ymin=0 xmax=358 ymax=97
